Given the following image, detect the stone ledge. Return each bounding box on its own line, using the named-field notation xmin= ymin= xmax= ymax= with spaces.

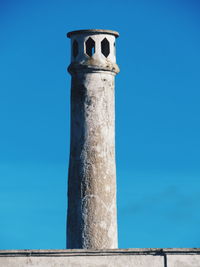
xmin=0 ymin=249 xmax=200 ymax=267
xmin=0 ymin=248 xmax=200 ymax=257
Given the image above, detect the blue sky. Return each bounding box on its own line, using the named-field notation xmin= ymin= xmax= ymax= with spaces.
xmin=0 ymin=0 xmax=200 ymax=249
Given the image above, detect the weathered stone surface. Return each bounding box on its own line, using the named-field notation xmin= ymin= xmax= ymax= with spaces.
xmin=0 ymin=255 xmax=163 ymax=267
xmin=167 ymin=253 xmax=200 ymax=267
xmin=1 ymin=249 xmax=200 ymax=267
xmin=0 ymin=249 xmax=164 ymax=267
xmin=67 ymin=30 xmax=119 ymax=249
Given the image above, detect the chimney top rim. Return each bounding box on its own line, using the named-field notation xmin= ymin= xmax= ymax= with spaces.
xmin=67 ymin=29 xmax=119 ymax=38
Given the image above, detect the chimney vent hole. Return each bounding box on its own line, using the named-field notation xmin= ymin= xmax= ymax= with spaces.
xmin=86 ymin=37 xmax=95 ymax=57
xmin=101 ymin=38 xmax=110 ymax=58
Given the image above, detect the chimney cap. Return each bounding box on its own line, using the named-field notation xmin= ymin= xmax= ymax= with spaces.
xmin=67 ymin=29 xmax=119 ymax=38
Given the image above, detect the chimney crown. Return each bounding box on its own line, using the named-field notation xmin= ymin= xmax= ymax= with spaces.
xmin=67 ymin=29 xmax=119 ymax=74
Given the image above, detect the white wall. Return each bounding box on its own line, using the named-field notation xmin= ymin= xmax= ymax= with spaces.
xmin=0 ymin=249 xmax=199 ymax=267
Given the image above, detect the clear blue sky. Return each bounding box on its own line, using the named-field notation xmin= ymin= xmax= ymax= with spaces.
xmin=0 ymin=0 xmax=200 ymax=249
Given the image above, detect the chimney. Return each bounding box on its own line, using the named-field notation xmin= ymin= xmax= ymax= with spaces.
xmin=67 ymin=29 xmax=119 ymax=249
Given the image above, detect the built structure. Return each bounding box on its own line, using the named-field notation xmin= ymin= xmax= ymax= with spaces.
xmin=1 ymin=29 xmax=199 ymax=267
xmin=1 ymin=248 xmax=200 ymax=266
xmin=67 ymin=29 xmax=119 ymax=249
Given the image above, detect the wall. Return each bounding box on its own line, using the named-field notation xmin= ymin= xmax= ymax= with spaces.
xmin=0 ymin=248 xmax=199 ymax=267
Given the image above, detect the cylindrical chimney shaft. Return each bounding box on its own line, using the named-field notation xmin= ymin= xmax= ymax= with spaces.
xmin=67 ymin=29 xmax=119 ymax=249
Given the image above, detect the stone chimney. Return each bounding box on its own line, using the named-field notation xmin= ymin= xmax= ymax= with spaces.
xmin=67 ymin=29 xmax=119 ymax=249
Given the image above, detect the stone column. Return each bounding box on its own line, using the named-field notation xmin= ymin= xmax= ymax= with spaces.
xmin=67 ymin=29 xmax=120 ymax=249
